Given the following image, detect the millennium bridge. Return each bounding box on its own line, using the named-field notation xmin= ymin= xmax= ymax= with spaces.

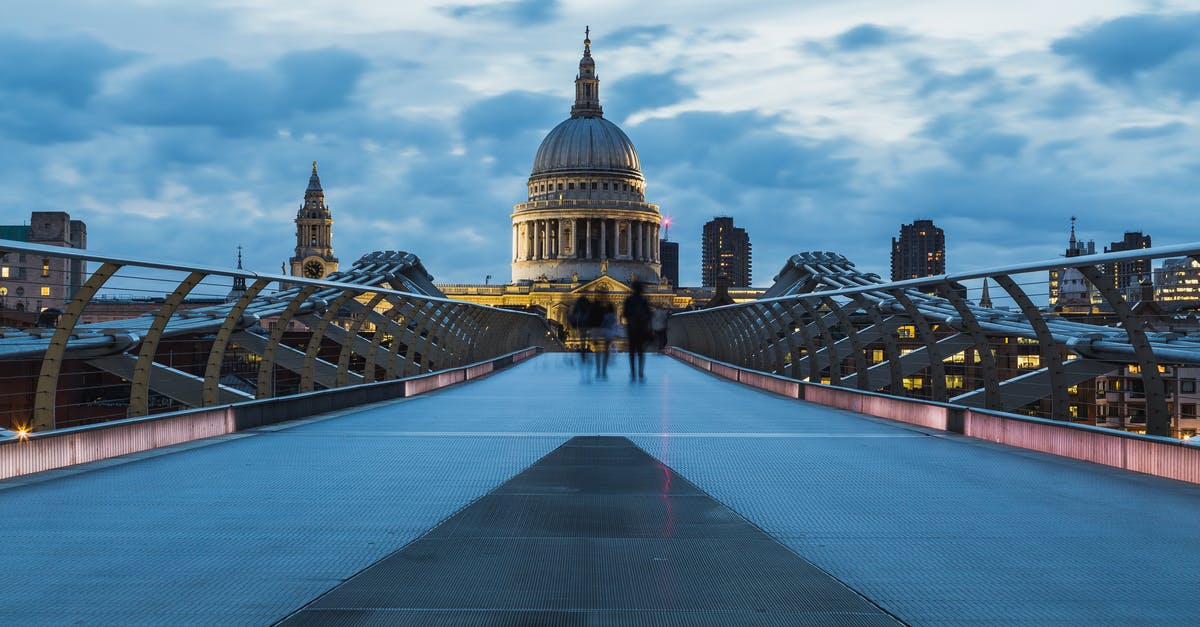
xmin=2 ymin=239 xmax=1200 ymax=624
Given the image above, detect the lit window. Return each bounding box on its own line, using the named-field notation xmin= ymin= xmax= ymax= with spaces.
xmin=902 ymin=376 xmax=924 ymax=390
xmin=1016 ymin=354 xmax=1041 ymax=369
xmin=896 ymin=325 xmax=915 ymax=339
xmin=945 ymin=375 xmax=964 ymax=389
xmin=40 ymin=286 xmax=50 ymax=296
xmin=41 ymin=258 xmax=50 ymax=277
xmin=871 ymin=349 xmax=884 ymax=363
xmin=0 ymin=267 xmax=6 ymax=278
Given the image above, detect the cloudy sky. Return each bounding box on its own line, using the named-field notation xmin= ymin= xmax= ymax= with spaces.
xmin=3 ymin=0 xmax=1198 ymax=287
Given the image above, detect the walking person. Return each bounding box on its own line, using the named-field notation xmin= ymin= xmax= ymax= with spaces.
xmin=594 ymin=302 xmax=615 ymax=378
xmin=652 ymin=307 xmax=669 ymax=351
xmin=568 ymin=296 xmax=593 ymax=363
xmin=623 ymin=282 xmax=653 ymax=381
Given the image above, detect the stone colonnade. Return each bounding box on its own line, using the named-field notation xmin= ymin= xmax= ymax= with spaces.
xmin=513 ymin=216 xmax=661 ymax=263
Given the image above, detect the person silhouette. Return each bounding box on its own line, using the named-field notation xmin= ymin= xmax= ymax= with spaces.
xmin=623 ymin=282 xmax=652 ymax=381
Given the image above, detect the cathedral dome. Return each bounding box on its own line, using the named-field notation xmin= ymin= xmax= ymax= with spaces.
xmin=531 ymin=116 xmax=641 ymax=177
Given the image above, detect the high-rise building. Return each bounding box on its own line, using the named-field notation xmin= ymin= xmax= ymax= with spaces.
xmin=701 ymin=217 xmax=751 ymax=287
xmin=290 ymin=162 xmax=339 ymax=280
xmin=660 ymin=239 xmax=679 ymax=287
xmin=1105 ymin=231 xmax=1152 ymax=294
xmin=1049 ymin=216 xmax=1097 ymax=310
xmin=0 ymin=211 xmax=87 ymax=312
xmin=1155 ymin=257 xmax=1200 ymax=309
xmin=890 ymin=219 xmax=944 ymax=281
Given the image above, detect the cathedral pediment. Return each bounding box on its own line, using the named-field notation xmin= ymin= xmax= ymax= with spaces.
xmin=572 ymin=275 xmax=630 ymax=295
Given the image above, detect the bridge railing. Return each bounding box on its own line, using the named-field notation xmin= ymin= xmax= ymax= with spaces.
xmin=668 ymin=244 xmax=1200 ymax=438
xmin=0 ymin=241 xmax=555 ymax=434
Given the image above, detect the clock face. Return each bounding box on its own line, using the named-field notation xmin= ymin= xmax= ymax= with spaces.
xmin=303 ymin=260 xmax=324 ymax=279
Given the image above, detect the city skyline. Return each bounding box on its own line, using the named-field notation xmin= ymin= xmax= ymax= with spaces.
xmin=2 ymin=1 xmax=1197 ymax=286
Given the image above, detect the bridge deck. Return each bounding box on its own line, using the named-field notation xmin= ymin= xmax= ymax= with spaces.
xmin=1 ymin=354 xmax=1198 ymax=624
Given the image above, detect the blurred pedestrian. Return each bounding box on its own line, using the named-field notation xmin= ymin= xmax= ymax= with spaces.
xmin=623 ymin=282 xmax=652 ymax=381
xmin=652 ymin=307 xmax=669 ymax=351
xmin=594 ymin=301 xmax=616 ymax=377
xmin=568 ymin=296 xmax=593 ymax=362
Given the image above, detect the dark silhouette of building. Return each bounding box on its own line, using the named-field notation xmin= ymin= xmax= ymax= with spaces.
xmin=1104 ymin=231 xmax=1152 ymax=293
xmin=890 ymin=219 xmax=944 ymax=281
xmin=660 ymin=239 xmax=679 ymax=287
xmin=701 ymin=217 xmax=751 ymax=287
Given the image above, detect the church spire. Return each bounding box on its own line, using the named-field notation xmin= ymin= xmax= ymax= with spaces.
xmin=1069 ymin=215 xmax=1077 ymax=247
xmin=228 ymin=245 xmax=247 ymax=302
xmin=571 ymin=26 xmax=603 ymax=118
xmin=979 ymin=277 xmax=993 ymax=308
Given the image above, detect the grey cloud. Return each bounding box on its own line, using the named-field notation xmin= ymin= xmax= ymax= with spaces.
xmin=909 ymin=60 xmax=997 ymax=98
xmin=605 ymin=72 xmax=695 ymax=118
xmin=1109 ymin=121 xmax=1187 ymax=141
xmin=603 ymin=25 xmax=672 ymax=48
xmin=922 ymin=114 xmax=1027 ymax=168
xmin=106 ymin=47 xmax=369 ymax=136
xmin=1052 ymin=12 xmax=1200 ymax=101
xmin=835 ymin=24 xmax=908 ymax=51
xmin=441 ymin=0 xmax=559 ymax=25
xmin=1037 ymin=83 xmax=1093 ymax=119
xmin=0 ymin=32 xmax=135 ymax=107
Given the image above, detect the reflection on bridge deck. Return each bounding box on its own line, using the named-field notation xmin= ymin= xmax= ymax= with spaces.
xmin=1 ymin=354 xmax=1198 ymax=624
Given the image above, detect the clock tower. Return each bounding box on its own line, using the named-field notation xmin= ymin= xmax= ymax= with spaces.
xmin=290 ymin=161 xmax=338 ymax=279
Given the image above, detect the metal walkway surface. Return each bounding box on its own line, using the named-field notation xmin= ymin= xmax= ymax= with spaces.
xmin=1 ymin=354 xmax=1199 ymax=625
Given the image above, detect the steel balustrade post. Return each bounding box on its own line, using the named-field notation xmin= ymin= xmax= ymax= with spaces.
xmin=747 ymin=304 xmax=776 ymax=371
xmin=363 ymin=297 xmax=404 ymax=383
xmin=991 ymin=275 xmax=1071 ymax=419
xmin=727 ymin=307 xmax=756 ymax=368
xmin=850 ymin=293 xmax=903 ymax=393
xmin=439 ymin=305 xmax=472 ymax=365
xmin=387 ymin=299 xmax=424 ymax=379
xmin=785 ymin=299 xmax=821 ymax=382
xmin=202 ymin=278 xmax=271 ymax=407
xmin=129 ymin=271 xmax=206 ymax=417
xmin=798 ymin=298 xmax=840 ymax=386
xmin=33 ymin=262 xmax=122 ymax=431
xmin=938 ymin=282 xmax=1001 ymax=409
xmin=432 ymin=304 xmax=471 ymax=368
xmin=405 ymin=301 xmax=441 ymax=375
xmin=889 ymin=289 xmax=948 ymax=402
xmin=773 ymin=303 xmax=804 ymax=380
xmin=822 ymin=296 xmax=869 ymax=390
xmin=760 ymin=302 xmax=794 ymax=376
xmin=299 ymin=288 xmax=358 ymax=393
xmin=335 ymin=293 xmax=386 ymax=387
xmin=694 ymin=310 xmax=721 ymax=361
xmin=1078 ymin=265 xmax=1170 ymax=436
xmin=256 ymin=286 xmax=320 ymax=399
xmin=718 ymin=308 xmax=747 ymax=365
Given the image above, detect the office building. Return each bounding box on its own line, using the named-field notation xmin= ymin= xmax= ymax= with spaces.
xmin=701 ymin=217 xmax=751 ymax=287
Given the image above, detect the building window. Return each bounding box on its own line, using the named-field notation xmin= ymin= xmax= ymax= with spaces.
xmin=40 ymin=286 xmax=50 ymax=296
xmin=945 ymin=375 xmax=964 ymax=389
xmin=896 ymin=325 xmax=916 ymax=339
xmin=591 ymin=182 xmax=597 ymax=189
xmin=1017 ymin=354 xmax=1041 ymax=369
xmin=568 ymin=183 xmax=574 ymax=189
xmin=1183 ymin=380 xmax=1197 ymax=394
xmin=603 ymin=183 xmax=609 ymax=190
xmin=557 ymin=183 xmax=563 ymax=191
xmin=41 ymin=258 xmax=50 ymax=277
xmin=902 ymin=376 xmax=924 ymax=390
